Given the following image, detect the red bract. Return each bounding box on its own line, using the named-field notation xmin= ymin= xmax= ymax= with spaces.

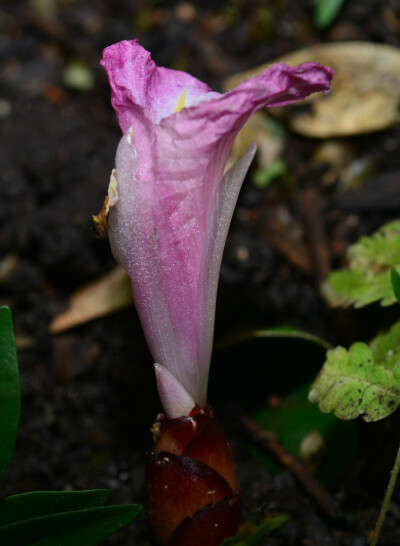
xmin=147 ymin=407 xmax=240 ymax=545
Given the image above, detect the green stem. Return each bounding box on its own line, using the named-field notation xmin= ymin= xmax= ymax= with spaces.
xmin=371 ymin=436 xmax=400 ymax=546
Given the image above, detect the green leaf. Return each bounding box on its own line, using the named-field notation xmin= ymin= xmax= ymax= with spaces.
xmin=222 ymin=514 xmax=289 ymax=545
xmin=322 ymin=219 xmax=400 ymax=308
xmin=0 ymin=505 xmax=142 ymax=546
xmin=391 ymin=268 xmax=400 ymax=303
xmin=253 ymin=384 xmax=356 ymax=484
xmin=369 ymin=319 xmax=400 ymax=374
xmin=309 ymin=340 xmax=400 ymax=422
xmin=254 ymin=384 xmax=336 ymax=458
xmin=314 ymin=0 xmax=347 ymax=29
xmin=252 ymin=159 xmax=290 ymax=189
xmin=0 ymin=490 xmax=109 ymax=526
xmin=322 ymin=268 xmax=395 ymax=308
xmin=212 ymin=326 xmax=328 ymax=409
xmin=254 ymin=383 xmax=353 ymax=453
xmin=216 ymin=327 xmax=331 ymax=351
xmin=63 ymin=59 xmax=94 ymax=92
xmin=0 ymin=306 xmax=20 ymax=480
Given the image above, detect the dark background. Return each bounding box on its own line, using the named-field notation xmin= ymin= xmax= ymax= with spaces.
xmin=1 ymin=1 xmax=400 ymax=544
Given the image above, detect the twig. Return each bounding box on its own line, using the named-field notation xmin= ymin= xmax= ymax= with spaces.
xmin=300 ymin=188 xmax=331 ymax=285
xmin=254 ymin=208 xmax=313 ymax=276
xmin=240 ymin=415 xmax=342 ymax=521
xmin=370 ymin=436 xmax=400 ymax=546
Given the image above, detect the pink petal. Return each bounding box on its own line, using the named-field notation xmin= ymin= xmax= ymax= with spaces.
xmin=100 ymin=39 xmax=217 ymax=133
xmin=154 ymin=364 xmax=196 ymax=419
xmin=161 ymin=61 xmax=333 ymax=155
xmin=109 ymin=131 xmax=256 ymax=410
xmin=103 ymin=40 xmax=333 ymax=416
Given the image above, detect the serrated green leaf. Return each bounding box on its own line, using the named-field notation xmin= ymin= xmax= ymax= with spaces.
xmin=314 ymin=0 xmax=347 ymax=29
xmin=322 ymin=268 xmax=395 ymax=308
xmin=349 ymin=220 xmax=400 ymax=267
xmin=0 ymin=504 xmax=142 ymax=546
xmin=222 ymin=514 xmax=289 ymax=546
xmin=0 ymin=490 xmax=109 ymax=526
xmin=309 ymin=342 xmax=400 ymax=422
xmin=369 ymin=319 xmax=400 ymax=377
xmin=391 ymin=268 xmax=400 ymax=303
xmin=322 ymin=219 xmax=400 ymax=308
xmin=0 ymin=306 xmax=20 ymax=480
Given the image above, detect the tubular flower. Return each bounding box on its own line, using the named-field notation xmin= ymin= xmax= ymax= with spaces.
xmin=101 ymin=39 xmax=333 ymax=419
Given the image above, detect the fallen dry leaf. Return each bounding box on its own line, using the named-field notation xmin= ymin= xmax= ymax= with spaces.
xmin=49 ymin=266 xmax=133 ymax=333
xmin=225 ymin=42 xmax=400 ymax=137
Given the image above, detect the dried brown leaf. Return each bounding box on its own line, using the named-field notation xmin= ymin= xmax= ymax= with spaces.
xmin=225 ymin=42 xmax=400 ymax=137
xmin=49 ymin=266 xmax=132 ymax=333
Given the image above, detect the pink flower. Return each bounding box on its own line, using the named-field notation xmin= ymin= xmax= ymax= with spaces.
xmin=101 ymin=39 xmax=332 ymax=418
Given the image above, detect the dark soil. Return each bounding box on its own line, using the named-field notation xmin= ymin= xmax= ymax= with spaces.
xmin=2 ymin=1 xmax=400 ymax=544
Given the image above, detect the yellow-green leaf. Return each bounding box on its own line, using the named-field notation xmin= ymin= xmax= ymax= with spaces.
xmin=322 ymin=219 xmax=400 ymax=308
xmin=309 ymin=341 xmax=400 ymax=422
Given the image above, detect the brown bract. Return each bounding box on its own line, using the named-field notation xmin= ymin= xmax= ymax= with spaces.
xmin=147 ymin=407 xmax=240 ymax=546
xmin=92 ymin=169 xmax=119 ymax=237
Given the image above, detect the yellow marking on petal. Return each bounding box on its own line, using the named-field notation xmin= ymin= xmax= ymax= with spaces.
xmin=175 ymin=90 xmax=187 ymax=113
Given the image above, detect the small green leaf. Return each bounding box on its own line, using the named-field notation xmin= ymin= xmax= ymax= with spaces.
xmin=0 ymin=505 xmax=142 ymax=546
xmin=212 ymin=326 xmax=328 ymax=409
xmin=322 ymin=219 xmax=400 ymax=308
xmin=0 ymin=490 xmax=109 ymax=526
xmin=0 ymin=306 xmax=20 ymax=480
xmin=314 ymin=0 xmax=347 ymax=29
xmin=222 ymin=514 xmax=289 ymax=545
xmin=369 ymin=319 xmax=400 ymax=375
xmin=391 ymin=268 xmax=400 ymax=303
xmin=252 ymin=159 xmax=290 ymax=189
xmin=254 ymin=384 xmax=335 ymax=457
xmin=253 ymin=384 xmax=356 ymax=484
xmin=322 ymin=268 xmax=395 ymax=308
xmin=63 ymin=59 xmax=94 ymax=92
xmin=217 ymin=327 xmax=331 ymax=351
xmin=309 ymin=341 xmax=400 ymax=422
